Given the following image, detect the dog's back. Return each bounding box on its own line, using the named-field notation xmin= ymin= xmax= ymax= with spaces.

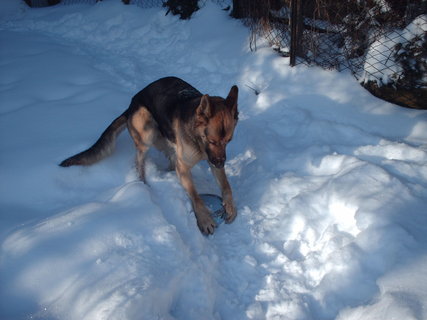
xmin=127 ymin=77 xmax=203 ymax=143
xmin=60 ymin=77 xmax=200 ymax=167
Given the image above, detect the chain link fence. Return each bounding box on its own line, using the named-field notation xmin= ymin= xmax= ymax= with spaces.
xmin=235 ymin=0 xmax=426 ymax=109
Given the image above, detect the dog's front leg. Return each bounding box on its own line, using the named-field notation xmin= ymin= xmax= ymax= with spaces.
xmin=176 ymin=160 xmax=216 ymax=235
xmin=210 ymin=166 xmax=237 ymax=223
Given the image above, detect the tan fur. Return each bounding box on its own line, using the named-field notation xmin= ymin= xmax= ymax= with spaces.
xmin=127 ymin=107 xmax=157 ymax=181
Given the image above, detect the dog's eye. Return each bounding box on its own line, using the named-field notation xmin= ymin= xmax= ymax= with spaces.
xmin=208 ymin=140 xmax=219 ymax=146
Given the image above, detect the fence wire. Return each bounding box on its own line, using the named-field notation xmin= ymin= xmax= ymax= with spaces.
xmin=240 ymin=0 xmax=426 ymax=109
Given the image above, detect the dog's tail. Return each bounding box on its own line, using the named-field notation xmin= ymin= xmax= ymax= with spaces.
xmin=59 ymin=112 xmax=128 ymax=167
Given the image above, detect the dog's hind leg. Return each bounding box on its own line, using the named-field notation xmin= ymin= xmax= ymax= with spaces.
xmin=154 ymin=138 xmax=176 ymax=171
xmin=127 ymin=107 xmax=157 ymax=182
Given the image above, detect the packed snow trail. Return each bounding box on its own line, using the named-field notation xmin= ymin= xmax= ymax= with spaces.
xmin=1 ymin=1 xmax=427 ymax=319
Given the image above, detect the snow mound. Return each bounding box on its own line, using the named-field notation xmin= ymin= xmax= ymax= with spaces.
xmin=1 ymin=1 xmax=427 ymax=320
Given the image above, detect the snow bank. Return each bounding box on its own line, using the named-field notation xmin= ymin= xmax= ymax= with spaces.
xmin=1 ymin=1 xmax=427 ymax=320
xmin=361 ymin=14 xmax=427 ymax=85
xmin=0 ymin=0 xmax=28 ymax=19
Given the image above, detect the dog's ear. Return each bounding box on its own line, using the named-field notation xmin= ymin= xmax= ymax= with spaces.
xmin=226 ymin=85 xmax=239 ymax=120
xmin=196 ymin=94 xmax=211 ymax=123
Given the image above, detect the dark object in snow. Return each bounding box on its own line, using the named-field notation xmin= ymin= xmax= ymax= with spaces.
xmin=362 ymin=81 xmax=427 ymax=110
xmin=163 ymin=0 xmax=199 ymax=20
xmin=24 ymin=0 xmax=60 ymax=7
xmin=245 ymin=83 xmax=260 ymax=95
xmin=200 ymin=194 xmax=226 ymax=225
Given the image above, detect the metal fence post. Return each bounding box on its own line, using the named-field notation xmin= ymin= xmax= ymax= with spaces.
xmin=290 ymin=0 xmax=303 ymax=66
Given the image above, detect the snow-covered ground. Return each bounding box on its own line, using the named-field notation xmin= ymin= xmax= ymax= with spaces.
xmin=1 ymin=1 xmax=427 ymax=319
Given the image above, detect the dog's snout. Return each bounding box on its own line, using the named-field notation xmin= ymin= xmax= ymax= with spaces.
xmin=211 ymin=156 xmax=225 ymax=168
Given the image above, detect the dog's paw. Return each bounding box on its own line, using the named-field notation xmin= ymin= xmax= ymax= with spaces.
xmin=195 ymin=206 xmax=217 ymax=235
xmin=223 ymin=197 xmax=237 ymax=224
xmin=197 ymin=214 xmax=217 ymax=235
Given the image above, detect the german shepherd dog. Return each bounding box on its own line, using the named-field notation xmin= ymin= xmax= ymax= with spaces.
xmin=60 ymin=77 xmax=238 ymax=235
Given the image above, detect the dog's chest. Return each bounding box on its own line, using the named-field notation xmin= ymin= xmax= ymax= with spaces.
xmin=175 ymin=137 xmax=207 ymax=167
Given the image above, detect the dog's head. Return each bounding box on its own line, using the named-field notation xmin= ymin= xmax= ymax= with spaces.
xmin=195 ymin=85 xmax=239 ymax=169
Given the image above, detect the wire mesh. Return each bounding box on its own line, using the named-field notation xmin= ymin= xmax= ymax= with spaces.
xmin=238 ymin=0 xmax=426 ymax=109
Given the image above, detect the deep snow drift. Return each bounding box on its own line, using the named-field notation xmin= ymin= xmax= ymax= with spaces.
xmin=1 ymin=1 xmax=427 ymax=319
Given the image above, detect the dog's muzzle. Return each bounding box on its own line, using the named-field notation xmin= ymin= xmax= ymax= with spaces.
xmin=209 ymin=157 xmax=225 ymax=169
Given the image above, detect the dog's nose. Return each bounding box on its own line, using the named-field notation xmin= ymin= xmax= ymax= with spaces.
xmin=212 ymin=157 xmax=225 ymax=168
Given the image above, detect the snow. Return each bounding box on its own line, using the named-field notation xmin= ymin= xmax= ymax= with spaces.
xmin=1 ymin=1 xmax=427 ymax=319
xmin=361 ymin=14 xmax=427 ymax=85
